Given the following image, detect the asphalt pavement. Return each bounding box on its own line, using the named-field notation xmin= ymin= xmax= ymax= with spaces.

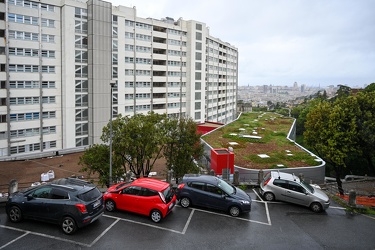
xmin=1 ymin=189 xmax=375 ymax=250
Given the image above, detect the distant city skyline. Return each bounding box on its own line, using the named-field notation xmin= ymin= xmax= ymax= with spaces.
xmin=238 ymin=82 xmax=368 ymax=89
xmin=109 ymin=0 xmax=375 ymax=87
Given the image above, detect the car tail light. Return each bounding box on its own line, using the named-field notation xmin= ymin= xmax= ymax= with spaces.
xmin=75 ymin=203 xmax=87 ymax=214
xmin=158 ymin=192 xmax=166 ymax=204
xmin=177 ymin=183 xmax=185 ymax=189
xmin=263 ymin=177 xmax=271 ymax=186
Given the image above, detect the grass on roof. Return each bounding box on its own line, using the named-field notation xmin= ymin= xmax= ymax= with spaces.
xmin=202 ymin=112 xmax=321 ymax=169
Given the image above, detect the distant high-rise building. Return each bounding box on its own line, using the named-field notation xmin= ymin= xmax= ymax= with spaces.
xmin=293 ymin=82 xmax=298 ymax=89
xmin=0 ymin=0 xmax=238 ymax=159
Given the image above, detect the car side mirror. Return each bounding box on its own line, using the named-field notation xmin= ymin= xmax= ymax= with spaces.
xmin=27 ymin=195 xmax=34 ymax=201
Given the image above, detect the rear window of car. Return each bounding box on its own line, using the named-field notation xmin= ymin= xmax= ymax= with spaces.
xmin=161 ymin=186 xmax=174 ymax=203
xmin=77 ymin=187 xmax=101 ymax=202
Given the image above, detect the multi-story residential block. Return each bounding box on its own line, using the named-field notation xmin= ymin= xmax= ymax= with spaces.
xmin=0 ymin=0 xmax=238 ymax=160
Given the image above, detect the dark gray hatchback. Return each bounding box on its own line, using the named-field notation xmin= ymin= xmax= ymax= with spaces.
xmin=176 ymin=174 xmax=251 ymax=216
xmin=6 ymin=177 xmax=104 ymax=235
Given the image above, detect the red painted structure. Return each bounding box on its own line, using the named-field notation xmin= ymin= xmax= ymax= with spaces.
xmin=197 ymin=121 xmax=223 ymax=135
xmin=210 ymin=148 xmax=234 ymax=174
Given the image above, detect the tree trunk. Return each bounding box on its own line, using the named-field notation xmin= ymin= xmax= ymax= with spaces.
xmin=334 ymin=165 xmax=344 ymax=195
xmin=365 ymin=154 xmax=375 ymax=175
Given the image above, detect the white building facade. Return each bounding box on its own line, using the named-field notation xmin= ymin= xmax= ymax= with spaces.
xmin=0 ymin=0 xmax=238 ymax=160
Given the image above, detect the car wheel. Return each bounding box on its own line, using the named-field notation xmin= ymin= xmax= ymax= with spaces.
xmin=229 ymin=206 xmax=241 ymax=217
xmin=8 ymin=206 xmax=22 ymax=222
xmin=61 ymin=217 xmax=77 ymax=235
xmin=150 ymin=210 xmax=162 ymax=223
xmin=180 ymin=197 xmax=191 ymax=208
xmin=264 ymin=192 xmax=275 ymax=201
xmin=105 ymin=199 xmax=116 ymax=212
xmin=310 ymin=202 xmax=323 ymax=213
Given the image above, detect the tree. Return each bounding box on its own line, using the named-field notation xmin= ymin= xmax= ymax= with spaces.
xmin=304 ymin=97 xmax=359 ymax=195
xmin=78 ymin=144 xmax=124 ymax=187
xmin=355 ymin=91 xmax=375 ymax=174
xmin=292 ymin=98 xmax=322 ymax=136
xmin=101 ymin=112 xmax=167 ymax=178
xmin=163 ymin=116 xmax=204 ymax=183
xmin=363 ymin=82 xmax=375 ymax=93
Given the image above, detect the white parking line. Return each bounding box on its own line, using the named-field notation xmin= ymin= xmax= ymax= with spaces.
xmin=0 ymin=225 xmax=91 ymax=248
xmin=89 ymin=218 xmax=120 ymax=247
xmin=253 ymin=188 xmax=264 ymax=201
xmin=103 ymin=214 xmax=184 ymax=234
xmin=181 ymin=209 xmax=195 ymax=234
xmin=188 ymin=207 xmax=271 ymax=226
xmin=0 ymin=231 xmax=29 ymax=249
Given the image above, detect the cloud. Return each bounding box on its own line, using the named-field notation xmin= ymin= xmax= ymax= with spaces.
xmin=110 ymin=0 xmax=375 ymax=87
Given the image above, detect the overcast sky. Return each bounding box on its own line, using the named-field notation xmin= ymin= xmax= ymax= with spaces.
xmin=108 ymin=0 xmax=375 ymax=87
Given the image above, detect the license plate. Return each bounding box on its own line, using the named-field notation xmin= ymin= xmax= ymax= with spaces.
xmin=93 ymin=199 xmax=101 ymax=208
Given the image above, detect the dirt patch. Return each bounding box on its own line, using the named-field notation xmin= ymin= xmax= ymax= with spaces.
xmin=0 ymin=152 xmax=169 ymax=192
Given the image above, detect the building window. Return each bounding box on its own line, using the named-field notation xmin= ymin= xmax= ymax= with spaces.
xmin=196 ymin=52 xmax=202 ymax=60
xmin=75 ymin=94 xmax=88 ymax=107
xmin=75 ymin=123 xmax=88 ymax=136
xmin=42 ymin=18 xmax=55 ymax=28
xmin=195 ymin=62 xmax=201 ymax=70
xmin=76 ymin=137 xmax=88 ymax=147
xmin=196 ymin=32 xmax=202 ymax=41
xmin=75 ymin=109 xmax=88 ymax=121
xmin=195 ymin=102 xmax=201 ymax=109
xmin=196 ymin=42 xmax=202 ymax=51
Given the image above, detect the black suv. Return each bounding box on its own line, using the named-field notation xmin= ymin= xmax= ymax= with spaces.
xmin=6 ymin=177 xmax=104 ymax=235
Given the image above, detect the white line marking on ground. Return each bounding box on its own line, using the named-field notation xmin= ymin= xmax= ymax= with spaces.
xmin=89 ymin=218 xmax=120 ymax=247
xmin=181 ymin=209 xmax=194 ymax=234
xmin=253 ymin=189 xmax=263 ymax=201
xmin=0 ymin=231 xmax=29 ymax=249
xmin=0 ymin=225 xmax=91 ymax=248
xmin=361 ymin=214 xmax=375 ymax=220
xmin=190 ymin=207 xmax=271 ymax=226
xmin=328 ymin=206 xmax=345 ymax=210
xmin=103 ymin=214 xmax=184 ymax=234
xmin=265 ymin=202 xmax=272 ymax=226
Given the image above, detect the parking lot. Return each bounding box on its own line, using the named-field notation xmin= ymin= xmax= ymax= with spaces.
xmin=1 ymin=189 xmax=375 ymax=250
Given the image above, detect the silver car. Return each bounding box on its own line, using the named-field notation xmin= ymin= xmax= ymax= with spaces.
xmin=259 ymin=171 xmax=330 ymax=212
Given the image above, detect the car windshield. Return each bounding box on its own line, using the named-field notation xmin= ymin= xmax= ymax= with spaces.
xmin=217 ymin=178 xmax=235 ymax=195
xmin=300 ymin=181 xmax=314 ymax=193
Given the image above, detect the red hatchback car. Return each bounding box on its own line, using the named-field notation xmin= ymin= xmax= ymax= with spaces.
xmin=103 ymin=178 xmax=176 ymax=222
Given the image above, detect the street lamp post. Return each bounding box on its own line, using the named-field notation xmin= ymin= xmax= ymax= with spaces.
xmin=109 ymin=80 xmax=116 ymax=187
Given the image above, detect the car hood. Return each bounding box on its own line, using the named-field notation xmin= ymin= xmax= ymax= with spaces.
xmin=313 ymin=188 xmax=329 ymax=201
xmin=231 ymin=187 xmax=252 ymax=202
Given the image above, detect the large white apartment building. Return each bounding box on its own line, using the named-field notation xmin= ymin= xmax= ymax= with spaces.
xmin=0 ymin=0 xmax=238 ymax=160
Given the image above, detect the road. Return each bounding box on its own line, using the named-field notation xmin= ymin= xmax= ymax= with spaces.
xmin=1 ymin=189 xmax=374 ymax=250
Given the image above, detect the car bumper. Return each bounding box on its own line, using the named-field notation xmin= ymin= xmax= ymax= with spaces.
xmin=77 ymin=204 xmax=105 ymax=228
xmin=240 ymin=202 xmax=252 ymax=213
xmin=322 ymin=201 xmax=330 ymax=210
